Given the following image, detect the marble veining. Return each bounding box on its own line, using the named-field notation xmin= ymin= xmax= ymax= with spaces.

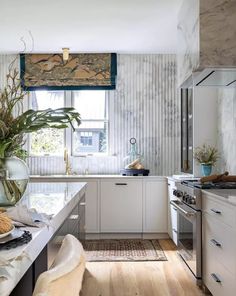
xmin=177 ymin=0 xmax=200 ymax=85
xmin=177 ymin=0 xmax=236 ymax=86
xmin=0 ymin=182 xmax=86 ymax=296
xmin=200 ymin=0 xmax=236 ymax=68
xmin=0 ymin=54 xmax=180 ymax=176
xmin=28 ymin=55 xmax=180 ymax=176
xmin=217 ymin=88 xmax=236 ymax=174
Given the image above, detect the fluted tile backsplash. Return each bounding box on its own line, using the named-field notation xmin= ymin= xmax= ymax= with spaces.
xmin=0 ymin=54 xmax=180 ymax=176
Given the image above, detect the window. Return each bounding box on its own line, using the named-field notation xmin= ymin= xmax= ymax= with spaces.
xmin=80 ymin=132 xmax=93 ymax=146
xmin=29 ymin=91 xmax=65 ymax=156
xmin=29 ymin=90 xmax=108 ymax=156
xmin=72 ymin=91 xmax=108 ymax=155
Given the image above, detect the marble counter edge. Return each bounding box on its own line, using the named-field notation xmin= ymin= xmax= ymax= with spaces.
xmin=0 ymin=182 xmax=87 ymax=296
xmin=202 ymin=189 xmax=236 ymax=207
xmin=30 ymin=175 xmax=167 ymax=181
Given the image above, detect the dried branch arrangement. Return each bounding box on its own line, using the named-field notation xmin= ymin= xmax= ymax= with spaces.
xmin=0 ymin=68 xmax=81 ymax=159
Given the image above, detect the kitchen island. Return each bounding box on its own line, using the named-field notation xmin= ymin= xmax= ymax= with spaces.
xmin=0 ymin=182 xmax=86 ymax=296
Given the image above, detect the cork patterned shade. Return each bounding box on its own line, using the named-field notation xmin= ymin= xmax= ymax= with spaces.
xmin=20 ymin=53 xmax=117 ymax=90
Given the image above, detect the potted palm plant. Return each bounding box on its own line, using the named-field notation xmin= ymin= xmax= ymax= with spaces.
xmin=0 ymin=69 xmax=81 ymax=205
xmin=193 ymin=144 xmax=220 ymax=176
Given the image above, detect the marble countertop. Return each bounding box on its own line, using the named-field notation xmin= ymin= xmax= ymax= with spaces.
xmin=202 ymin=189 xmax=236 ymax=206
xmin=30 ymin=174 xmax=167 ymax=181
xmin=0 ymin=181 xmax=86 ymax=296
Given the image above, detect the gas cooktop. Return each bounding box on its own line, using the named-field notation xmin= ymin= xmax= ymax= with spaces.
xmin=181 ymin=180 xmax=236 ymax=190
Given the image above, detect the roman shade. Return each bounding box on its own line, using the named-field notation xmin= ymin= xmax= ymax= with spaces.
xmin=20 ymin=53 xmax=117 ymax=90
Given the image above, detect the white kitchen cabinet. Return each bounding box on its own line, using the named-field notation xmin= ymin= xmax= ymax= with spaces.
xmin=31 ymin=175 xmax=169 ymax=236
xmin=100 ymin=179 xmax=143 ymax=232
xmin=80 ymin=179 xmax=99 ymax=233
xmin=202 ymin=192 xmax=236 ymax=296
xmin=143 ymin=179 xmax=168 ymax=233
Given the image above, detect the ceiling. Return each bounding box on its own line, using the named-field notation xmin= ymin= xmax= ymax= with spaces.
xmin=0 ymin=0 xmax=182 ymax=54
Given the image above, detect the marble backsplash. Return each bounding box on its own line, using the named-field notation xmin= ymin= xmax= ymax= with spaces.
xmin=28 ymin=54 xmax=180 ymax=176
xmin=217 ymin=88 xmax=236 ymax=174
xmin=0 ymin=54 xmax=180 ymax=176
xmin=177 ymin=0 xmax=199 ymax=85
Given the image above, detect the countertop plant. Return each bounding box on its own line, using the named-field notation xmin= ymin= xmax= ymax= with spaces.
xmin=193 ymin=144 xmax=219 ymax=166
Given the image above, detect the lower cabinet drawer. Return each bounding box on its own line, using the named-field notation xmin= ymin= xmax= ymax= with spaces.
xmin=203 ymin=195 xmax=236 ymax=227
xmin=204 ymin=256 xmax=235 ymax=296
xmin=204 ymin=214 xmax=236 ymax=276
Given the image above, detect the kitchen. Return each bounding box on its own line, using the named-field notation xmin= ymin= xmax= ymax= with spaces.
xmin=0 ymin=0 xmax=236 ymax=295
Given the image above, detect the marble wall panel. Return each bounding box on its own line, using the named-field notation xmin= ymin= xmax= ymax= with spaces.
xmin=177 ymin=0 xmax=200 ymax=85
xmin=1 ymin=54 xmax=180 ymax=176
xmin=200 ymin=0 xmax=236 ymax=68
xmin=217 ymin=88 xmax=236 ymax=174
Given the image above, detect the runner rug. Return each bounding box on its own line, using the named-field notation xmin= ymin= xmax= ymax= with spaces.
xmin=83 ymin=239 xmax=167 ymax=262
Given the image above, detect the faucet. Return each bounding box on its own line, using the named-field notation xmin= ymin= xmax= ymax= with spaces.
xmin=64 ymin=148 xmax=72 ymax=175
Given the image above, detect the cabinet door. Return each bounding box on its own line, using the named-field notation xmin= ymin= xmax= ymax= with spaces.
xmin=143 ymin=180 xmax=168 ymax=233
xmin=80 ymin=179 xmax=99 ymax=233
xmin=101 ymin=179 xmax=142 ymax=232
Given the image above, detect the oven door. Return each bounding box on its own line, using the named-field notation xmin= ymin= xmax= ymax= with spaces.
xmin=170 ymin=200 xmax=202 ymax=280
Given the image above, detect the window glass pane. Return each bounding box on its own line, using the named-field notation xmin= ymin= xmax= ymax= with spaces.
xmin=32 ymin=91 xmax=64 ymax=109
xmin=73 ymin=91 xmax=106 ymax=120
xmin=31 ymin=129 xmax=64 ymax=155
xmin=30 ymin=91 xmax=64 ymax=155
xmin=73 ymin=122 xmax=107 ymax=154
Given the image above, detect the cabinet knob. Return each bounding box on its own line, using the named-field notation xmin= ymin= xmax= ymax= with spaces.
xmin=115 ymin=183 xmax=127 ymax=186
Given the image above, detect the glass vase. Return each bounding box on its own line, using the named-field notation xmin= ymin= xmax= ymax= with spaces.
xmin=0 ymin=157 xmax=29 ymax=206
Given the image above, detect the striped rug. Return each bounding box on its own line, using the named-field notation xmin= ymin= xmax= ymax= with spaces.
xmin=83 ymin=239 xmax=167 ymax=262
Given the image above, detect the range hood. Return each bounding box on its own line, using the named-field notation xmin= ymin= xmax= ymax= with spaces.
xmin=178 ymin=0 xmax=236 ymax=89
xmin=193 ymin=68 xmax=236 ymax=88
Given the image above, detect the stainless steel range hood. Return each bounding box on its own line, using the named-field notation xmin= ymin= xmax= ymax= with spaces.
xmin=193 ymin=68 xmax=236 ymax=87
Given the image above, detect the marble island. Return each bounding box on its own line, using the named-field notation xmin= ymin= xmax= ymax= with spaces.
xmin=0 ymin=182 xmax=86 ymax=296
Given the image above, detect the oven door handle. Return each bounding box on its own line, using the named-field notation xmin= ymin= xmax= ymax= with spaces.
xmin=170 ymin=200 xmax=195 ymax=217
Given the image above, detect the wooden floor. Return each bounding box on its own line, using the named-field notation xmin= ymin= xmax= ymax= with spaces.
xmin=80 ymin=239 xmax=207 ymax=296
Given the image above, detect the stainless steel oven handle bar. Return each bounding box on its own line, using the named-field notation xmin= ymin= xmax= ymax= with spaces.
xmin=170 ymin=200 xmax=196 ymax=217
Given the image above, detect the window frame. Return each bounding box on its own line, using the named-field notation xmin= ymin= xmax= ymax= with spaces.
xmin=28 ymin=90 xmax=109 ymax=157
xmin=71 ymin=91 xmax=109 ymax=157
xmin=28 ymin=90 xmax=66 ymax=157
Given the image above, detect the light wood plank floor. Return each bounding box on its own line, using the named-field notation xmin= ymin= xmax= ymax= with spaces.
xmin=80 ymin=239 xmax=207 ymax=296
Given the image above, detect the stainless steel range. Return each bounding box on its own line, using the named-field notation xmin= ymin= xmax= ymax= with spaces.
xmin=170 ymin=180 xmax=236 ymax=285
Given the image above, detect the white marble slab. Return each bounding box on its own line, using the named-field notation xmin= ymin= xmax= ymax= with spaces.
xmin=30 ymin=174 xmax=167 ymax=181
xmin=0 ymin=182 xmax=86 ymax=296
